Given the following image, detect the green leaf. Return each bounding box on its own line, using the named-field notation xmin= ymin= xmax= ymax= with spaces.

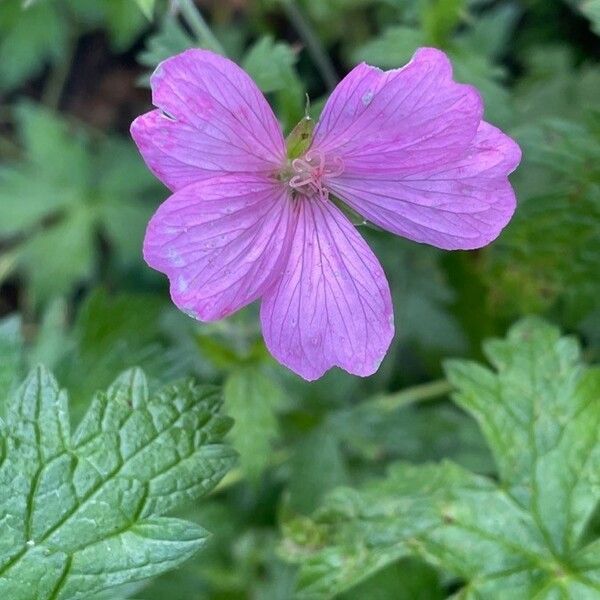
xmin=18 ymin=204 xmax=96 ymax=301
xmin=513 ymin=47 xmax=600 ymax=124
xmin=298 ymin=0 xmax=387 ymax=41
xmin=286 ymin=115 xmax=315 ymax=159
xmin=142 ymin=505 xmax=294 ymax=599
xmin=242 ymin=35 xmax=305 ymax=131
xmin=56 ymin=289 xmax=191 ymax=415
xmin=459 ymin=3 xmax=520 ymax=60
xmin=223 ymin=368 xmax=284 ymax=480
xmin=137 ymin=15 xmax=196 ymax=83
xmin=339 ymin=558 xmax=443 ymax=600
xmin=351 ymin=26 xmax=425 ymax=68
xmin=484 ymin=53 xmax=600 ymax=321
xmin=102 ymin=0 xmax=150 ymax=51
xmin=446 ymin=318 xmax=600 ymax=545
xmin=27 ymin=299 xmax=70 ymax=371
xmin=487 ymin=114 xmax=600 ymax=321
xmin=0 ymin=103 xmax=90 ymax=238
xmin=94 ymin=137 xmax=156 ymax=265
xmin=243 ymin=35 xmax=300 ymax=94
xmin=332 ymin=400 xmax=491 ymax=473
xmin=369 ymin=235 xmax=466 ymax=354
xmin=288 ymin=426 xmax=349 ymax=514
xmin=283 ymin=319 xmax=600 ymax=598
xmin=421 ymin=0 xmax=466 ymax=47
xmin=14 ymin=102 xmax=91 ymax=185
xmin=135 ymin=0 xmax=156 ymax=20
xmin=566 ymin=0 xmax=600 ymax=34
xmin=67 ymin=0 xmax=150 ymax=52
xmin=581 ymin=0 xmax=600 ymax=33
xmin=0 ymin=0 xmax=67 ymax=92
xmin=0 ymin=316 xmax=23 ymax=408
xmin=351 ymin=24 xmax=511 ymax=125
xmin=0 ymin=366 xmax=236 ymax=599
xmin=192 ymin=309 xmax=267 ymax=371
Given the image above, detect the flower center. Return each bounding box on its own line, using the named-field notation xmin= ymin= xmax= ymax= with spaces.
xmin=286 ymin=150 xmax=344 ymax=199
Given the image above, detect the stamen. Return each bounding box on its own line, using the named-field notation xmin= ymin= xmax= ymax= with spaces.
xmin=304 ymin=151 xmax=324 ymax=171
xmin=291 ymin=157 xmax=312 ymax=172
xmin=289 ymin=174 xmax=314 ymax=188
xmin=287 ymin=150 xmax=344 ymax=199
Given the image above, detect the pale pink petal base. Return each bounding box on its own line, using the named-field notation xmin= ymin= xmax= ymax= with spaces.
xmin=144 ymin=175 xmax=293 ymax=321
xmin=260 ymin=198 xmax=394 ymax=381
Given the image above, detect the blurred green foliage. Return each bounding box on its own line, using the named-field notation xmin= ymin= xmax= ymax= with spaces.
xmin=1 ymin=0 xmax=599 ymax=598
xmin=0 ymin=104 xmax=159 ymax=303
xmin=0 ymin=0 xmax=150 ymax=92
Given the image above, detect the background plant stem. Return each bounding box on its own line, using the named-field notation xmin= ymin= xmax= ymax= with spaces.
xmin=177 ymin=0 xmax=225 ymax=54
xmin=362 ymin=379 xmax=452 ymax=413
xmin=281 ymin=0 xmax=338 ymax=90
xmin=42 ymin=32 xmax=77 ymax=109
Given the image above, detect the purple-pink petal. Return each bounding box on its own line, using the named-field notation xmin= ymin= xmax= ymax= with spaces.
xmin=131 ymin=49 xmax=285 ymax=192
xmin=144 ymin=175 xmax=294 ymax=321
xmin=313 ymin=48 xmax=484 ymax=176
xmin=260 ymin=198 xmax=394 ymax=381
xmin=327 ymin=120 xmax=521 ymax=249
xmin=131 ymin=46 xmax=521 ymax=380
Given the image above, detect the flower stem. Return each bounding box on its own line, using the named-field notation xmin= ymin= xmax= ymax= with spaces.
xmin=42 ymin=24 xmax=77 ymax=109
xmin=0 ymin=247 xmax=19 ymax=287
xmin=363 ymin=379 xmax=452 ymax=413
xmin=177 ymin=0 xmax=225 ymax=54
xmin=280 ymin=0 xmax=338 ymax=90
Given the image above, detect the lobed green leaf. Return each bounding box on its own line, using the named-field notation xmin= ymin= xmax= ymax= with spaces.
xmin=283 ymin=319 xmax=600 ymax=598
xmin=0 ymin=367 xmax=236 ymax=599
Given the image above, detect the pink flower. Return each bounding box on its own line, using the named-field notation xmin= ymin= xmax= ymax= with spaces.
xmin=131 ymin=48 xmax=521 ymax=381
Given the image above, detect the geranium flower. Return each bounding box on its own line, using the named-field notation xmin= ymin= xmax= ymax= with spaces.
xmin=131 ymin=48 xmax=521 ymax=381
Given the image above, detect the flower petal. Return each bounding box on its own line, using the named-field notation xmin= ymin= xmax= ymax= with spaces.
xmin=328 ymin=121 xmax=521 ymax=249
xmin=260 ymin=199 xmax=394 ymax=381
xmin=131 ymin=49 xmax=285 ymax=191
xmin=144 ymin=175 xmax=293 ymax=321
xmin=313 ymin=48 xmax=483 ymax=175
